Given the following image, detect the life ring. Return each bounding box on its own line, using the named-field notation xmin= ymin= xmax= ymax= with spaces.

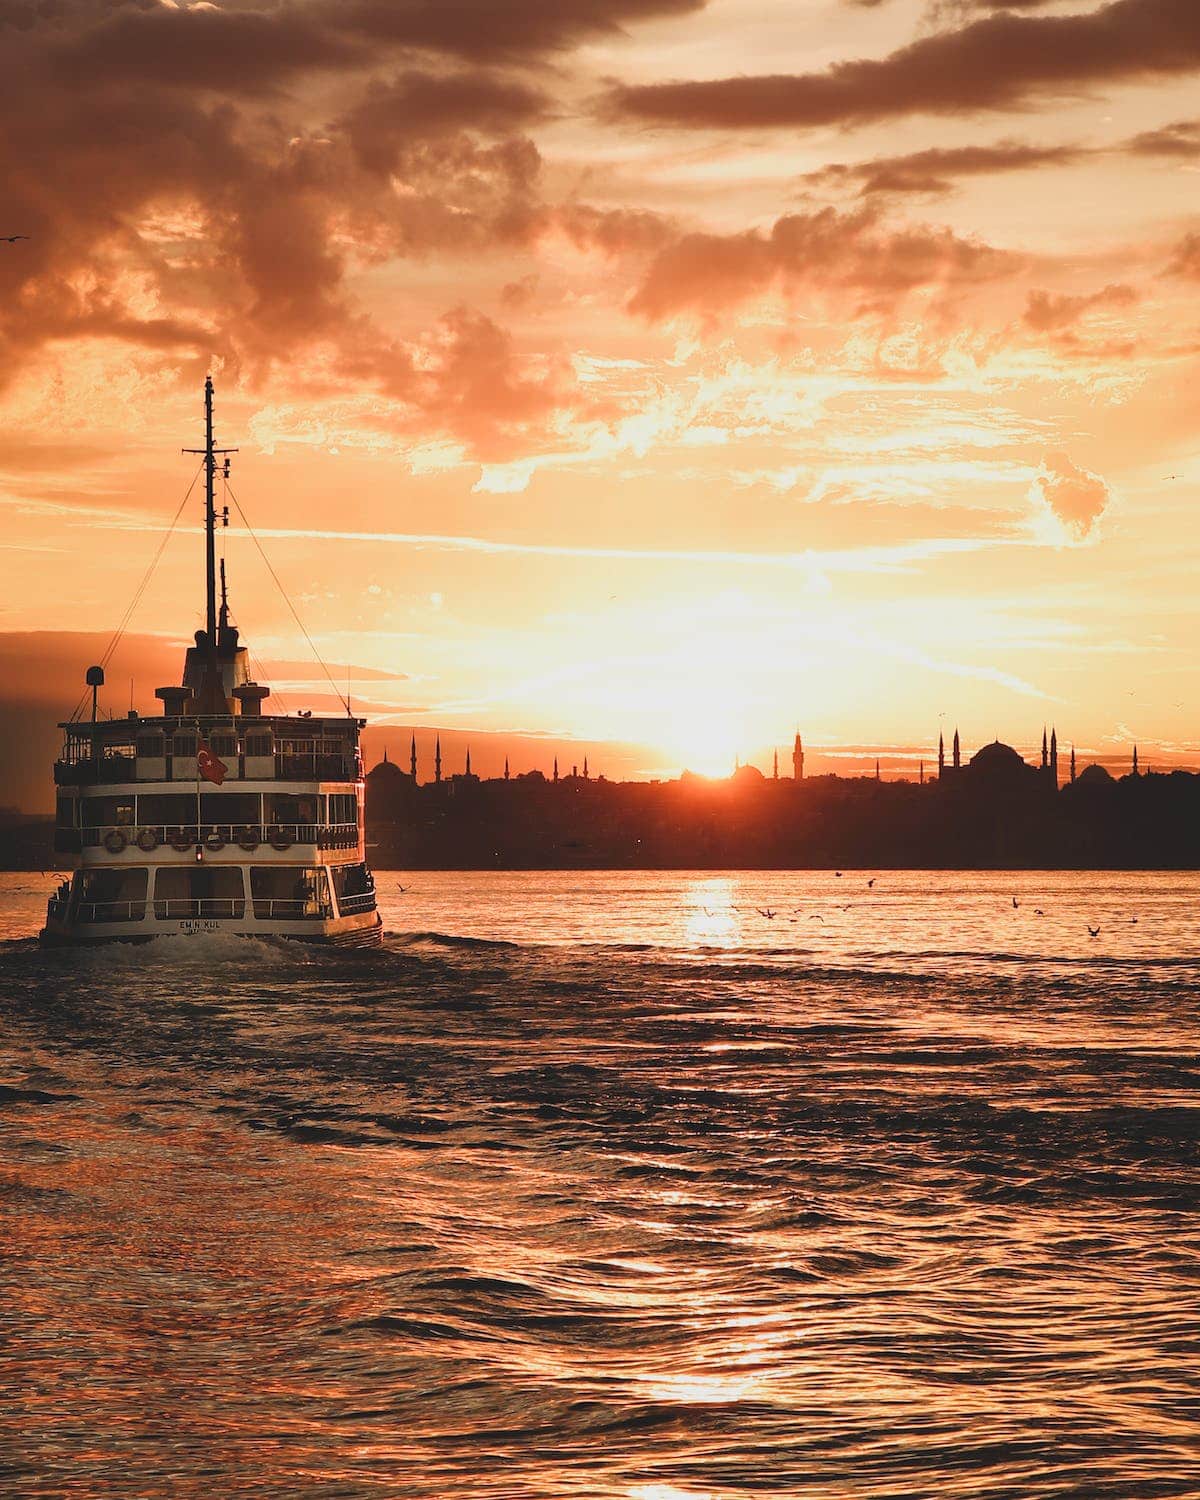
xmin=102 ymin=827 xmax=127 ymax=855
xmin=236 ymin=825 xmax=260 ymax=851
xmin=170 ymin=830 xmax=193 ymax=853
xmin=205 ymin=829 xmax=226 ymax=853
xmin=136 ymin=827 xmax=159 ymax=852
xmin=268 ymin=825 xmax=293 ymax=851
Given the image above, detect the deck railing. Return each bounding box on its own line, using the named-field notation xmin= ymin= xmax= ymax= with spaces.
xmin=69 ymin=822 xmax=360 ymax=853
xmin=250 ymin=897 xmax=332 ymax=920
xmin=153 ymin=898 xmax=247 ymax=920
xmin=75 ymin=900 xmax=147 ymax=923
xmin=335 ymin=889 xmax=377 ymax=915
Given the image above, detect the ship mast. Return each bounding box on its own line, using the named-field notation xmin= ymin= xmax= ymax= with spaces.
xmin=183 ymin=375 xmax=237 ymax=660
xmin=204 ymin=375 xmax=217 ymax=644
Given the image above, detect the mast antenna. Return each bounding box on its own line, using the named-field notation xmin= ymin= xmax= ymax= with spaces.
xmin=182 ymin=375 xmax=237 ymax=652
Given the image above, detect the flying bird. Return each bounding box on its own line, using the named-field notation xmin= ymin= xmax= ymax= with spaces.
xmin=1 ymin=235 xmax=29 ymax=243
xmin=835 ymin=871 xmax=843 ymax=878
xmin=1012 ymin=897 xmax=1020 ymax=909
xmin=808 ymin=914 xmax=825 ymax=922
xmin=755 ymin=908 xmax=777 ymax=919
xmin=1088 ymin=925 xmax=1100 ymax=938
xmin=1034 ymin=909 xmax=1045 ymax=916
xmin=867 ymin=878 xmax=876 ymax=888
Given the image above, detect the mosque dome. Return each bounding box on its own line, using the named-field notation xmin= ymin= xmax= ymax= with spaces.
xmin=968 ymin=740 xmax=1027 ymax=771
xmin=1076 ymin=763 xmax=1114 ymax=786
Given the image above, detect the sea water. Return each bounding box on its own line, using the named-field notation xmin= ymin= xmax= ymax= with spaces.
xmin=1 ymin=870 xmax=1197 ymax=1498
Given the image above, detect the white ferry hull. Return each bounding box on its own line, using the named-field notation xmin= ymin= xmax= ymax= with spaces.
xmin=40 ymin=907 xmax=383 ymax=948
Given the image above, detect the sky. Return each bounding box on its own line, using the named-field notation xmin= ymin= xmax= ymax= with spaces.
xmin=2 ymin=0 xmax=1199 ymax=808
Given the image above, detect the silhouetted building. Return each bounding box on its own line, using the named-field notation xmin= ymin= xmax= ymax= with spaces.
xmin=793 ymin=732 xmax=804 ymax=781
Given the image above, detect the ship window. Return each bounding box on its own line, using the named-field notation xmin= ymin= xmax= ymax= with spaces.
xmin=135 ymin=732 xmax=165 ymax=758
xmin=154 ymin=867 xmax=245 ymax=920
xmin=210 ymin=731 xmax=238 ymax=758
xmin=172 ymin=732 xmax=198 ymax=758
xmin=245 ymin=731 xmax=273 ymax=757
xmin=332 ymin=862 xmax=375 ymax=914
xmin=199 ymin=792 xmax=261 ymax=825
xmin=75 ymin=866 xmax=147 ymax=922
xmin=266 ymin=792 xmax=319 ymax=826
xmin=137 ymin=793 xmax=193 ymax=825
xmin=250 ymin=867 xmax=332 ymax=919
xmin=81 ymin=795 xmax=135 ymax=827
xmin=329 ymin=793 xmax=357 ymax=825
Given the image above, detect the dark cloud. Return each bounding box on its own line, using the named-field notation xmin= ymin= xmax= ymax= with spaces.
xmin=0 ymin=0 xmax=579 ymax=451
xmin=1023 ymin=282 xmax=1137 ymax=332
xmin=627 ymin=205 xmax=1014 ymax=323
xmin=1127 ymin=119 xmax=1200 ymax=157
xmin=607 ymin=0 xmax=1200 ymax=131
xmin=339 ymin=72 xmax=550 ymax=174
xmin=804 ymin=141 xmax=1086 ymax=197
xmin=326 ymin=0 xmax=707 ymax=60
xmin=1166 ymin=233 xmax=1200 ymax=279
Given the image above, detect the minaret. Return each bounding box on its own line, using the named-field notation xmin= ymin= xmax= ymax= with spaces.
xmin=773 ymin=749 xmax=779 ymax=780
xmin=1070 ymin=745 xmax=1076 ymax=782
xmin=382 ymin=745 xmax=389 ymax=765
xmin=553 ymin=756 xmax=559 ymax=783
xmin=938 ymin=731 xmax=944 ymax=777
xmin=1049 ymin=727 xmax=1058 ymax=784
xmin=952 ymin=728 xmax=960 ymax=770
xmin=1041 ymin=727 xmax=1048 ymax=771
xmin=1132 ymin=744 xmax=1139 ymax=775
xmin=583 ymin=756 xmax=589 ymax=780
xmin=875 ymin=758 xmax=880 ymax=782
xmin=410 ymin=733 xmax=417 ymax=782
xmin=504 ymin=757 xmax=510 ymax=781
xmin=434 ymin=735 xmax=442 ymax=784
xmin=792 ymin=732 xmax=804 ymax=781
xmin=465 ymin=747 xmax=472 ymax=777
xmin=919 ymin=759 xmax=925 ymax=785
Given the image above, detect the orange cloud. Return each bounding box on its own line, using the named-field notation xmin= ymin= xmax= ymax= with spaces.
xmin=1030 ymin=452 xmax=1112 ymax=541
xmin=608 ymin=0 xmax=1200 ymax=131
xmin=628 ymin=206 xmax=1014 ymax=324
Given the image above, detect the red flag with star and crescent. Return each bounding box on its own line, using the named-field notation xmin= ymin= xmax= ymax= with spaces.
xmin=197 ymin=738 xmax=228 ymax=786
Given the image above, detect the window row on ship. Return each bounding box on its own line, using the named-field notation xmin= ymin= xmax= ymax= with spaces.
xmin=55 ymin=790 xmax=361 ymax=853
xmin=64 ymin=861 xmax=377 ymax=925
xmin=55 ymin=724 xmax=362 ymax=783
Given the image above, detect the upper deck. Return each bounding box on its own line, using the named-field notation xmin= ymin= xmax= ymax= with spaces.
xmin=55 ymin=713 xmax=365 ymax=787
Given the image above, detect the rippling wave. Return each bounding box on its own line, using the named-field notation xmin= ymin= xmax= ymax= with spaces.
xmin=1 ymin=871 xmax=1198 ymax=1498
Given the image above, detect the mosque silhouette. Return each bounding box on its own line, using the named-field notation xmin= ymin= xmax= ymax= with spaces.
xmin=365 ymin=727 xmax=1192 ymax=870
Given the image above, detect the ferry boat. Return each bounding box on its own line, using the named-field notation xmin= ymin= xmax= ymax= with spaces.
xmin=41 ymin=378 xmax=382 ymax=947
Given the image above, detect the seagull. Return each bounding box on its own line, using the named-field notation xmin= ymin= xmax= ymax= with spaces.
xmin=1130 ymin=917 xmax=1138 ymax=924
xmin=396 ymin=883 xmax=408 ymax=893
xmin=1088 ymin=925 xmax=1100 ymax=938
xmin=1034 ymin=909 xmax=1045 ymax=916
xmin=808 ymin=914 xmax=825 ymax=922
xmin=756 ymin=907 xmax=777 ymax=919
xmin=867 ymin=878 xmax=876 ymax=889
xmin=835 ymin=871 xmax=843 ymax=878
xmin=1012 ymin=897 xmax=1020 ymax=909
xmin=1 ymin=235 xmax=29 ymax=243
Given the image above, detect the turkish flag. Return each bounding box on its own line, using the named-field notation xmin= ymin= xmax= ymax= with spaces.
xmin=197 ymin=738 xmax=229 ymax=786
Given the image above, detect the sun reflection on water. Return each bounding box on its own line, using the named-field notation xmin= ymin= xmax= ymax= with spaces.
xmin=682 ymin=878 xmax=740 ymax=947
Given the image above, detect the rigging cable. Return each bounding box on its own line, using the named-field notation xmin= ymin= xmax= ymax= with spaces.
xmin=68 ymin=463 xmax=205 ymax=722
xmin=223 ymin=480 xmax=352 ymax=716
